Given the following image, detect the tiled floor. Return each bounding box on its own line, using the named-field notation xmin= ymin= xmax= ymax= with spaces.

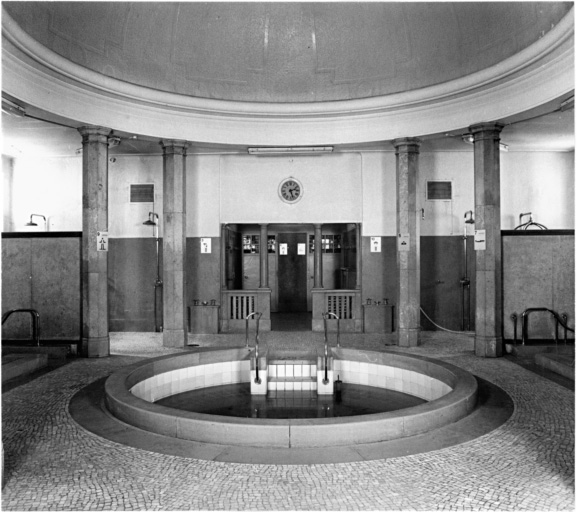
xmin=2 ymin=331 xmax=574 ymax=511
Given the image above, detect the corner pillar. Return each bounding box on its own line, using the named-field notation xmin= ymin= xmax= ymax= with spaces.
xmin=313 ymin=224 xmax=323 ymax=288
xmin=161 ymin=139 xmax=188 ymax=347
xmin=259 ymin=224 xmax=269 ymax=288
xmin=470 ymin=122 xmax=505 ymax=357
xmin=393 ymin=138 xmax=421 ymax=347
xmin=78 ymin=125 xmax=112 ymax=358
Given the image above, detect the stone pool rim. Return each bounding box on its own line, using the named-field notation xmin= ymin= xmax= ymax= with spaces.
xmin=104 ymin=347 xmax=478 ymax=448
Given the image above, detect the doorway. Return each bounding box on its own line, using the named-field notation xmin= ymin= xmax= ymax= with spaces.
xmin=277 ymin=232 xmax=308 ymax=312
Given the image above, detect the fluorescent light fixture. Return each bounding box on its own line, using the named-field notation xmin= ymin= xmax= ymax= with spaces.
xmin=248 ymin=146 xmax=334 ymax=155
xmin=499 ymin=143 xmax=509 ymax=152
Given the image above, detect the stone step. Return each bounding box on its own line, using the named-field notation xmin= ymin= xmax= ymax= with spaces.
xmin=268 ymin=363 xmax=318 ymax=379
xmin=268 ymin=377 xmax=317 ymax=392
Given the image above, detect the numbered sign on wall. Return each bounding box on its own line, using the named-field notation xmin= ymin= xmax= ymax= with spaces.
xmin=279 ymin=243 xmax=288 ymax=255
xmin=97 ymin=231 xmax=109 ymax=252
xmin=474 ymin=230 xmax=486 ymax=251
xmin=297 ymin=243 xmax=306 ymax=255
xmin=370 ymin=237 xmax=381 ymax=253
xmin=201 ymin=238 xmax=211 ymax=253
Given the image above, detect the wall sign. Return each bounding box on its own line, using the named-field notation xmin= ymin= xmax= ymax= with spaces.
xmin=474 ymin=230 xmax=486 ymax=251
xmin=279 ymin=243 xmax=288 ymax=255
xmin=201 ymin=238 xmax=212 ymax=253
xmin=397 ymin=233 xmax=410 ymax=252
xmin=97 ymin=231 xmax=108 ymax=252
xmin=297 ymin=243 xmax=306 ymax=255
xmin=370 ymin=237 xmax=381 ymax=253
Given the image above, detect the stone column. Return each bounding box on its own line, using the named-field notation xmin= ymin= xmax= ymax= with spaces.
xmin=470 ymin=122 xmax=505 ymax=358
xmin=259 ymin=223 xmax=269 ymax=288
xmin=313 ymin=224 xmax=323 ymax=288
xmin=78 ymin=126 xmax=112 ymax=358
xmin=393 ymin=138 xmax=421 ymax=347
xmin=161 ymin=139 xmax=188 ymax=347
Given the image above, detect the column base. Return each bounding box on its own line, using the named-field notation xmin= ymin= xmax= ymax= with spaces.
xmin=163 ymin=329 xmax=187 ymax=348
xmin=397 ymin=328 xmax=421 ymax=347
xmin=475 ymin=335 xmax=503 ymax=358
xmin=81 ymin=336 xmax=110 ymax=358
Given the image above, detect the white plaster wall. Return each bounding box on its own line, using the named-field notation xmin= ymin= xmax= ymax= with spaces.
xmin=419 ymin=151 xmax=475 ymax=237
xmin=501 ymin=151 xmax=575 ymax=230
xmin=187 ymin=155 xmax=220 ymax=237
xmin=3 ymin=149 xmax=573 ymax=235
xmin=108 ymin=155 xmax=163 ymax=238
xmin=4 ymin=155 xmax=82 ymax=232
xmin=219 ymin=153 xmax=363 ymax=225
xmin=360 ymin=151 xmax=396 ymax=236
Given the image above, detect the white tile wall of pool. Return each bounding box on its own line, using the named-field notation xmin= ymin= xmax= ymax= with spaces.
xmin=130 ymin=360 xmax=452 ymax=403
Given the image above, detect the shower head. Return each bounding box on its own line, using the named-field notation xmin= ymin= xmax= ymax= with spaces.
xmin=143 ymin=212 xmax=159 ymax=226
xmin=464 ymin=211 xmax=475 ymax=224
xmin=26 ymin=214 xmax=46 ymax=227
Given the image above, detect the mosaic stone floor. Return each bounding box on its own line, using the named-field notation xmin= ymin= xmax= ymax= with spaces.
xmin=2 ymin=331 xmax=574 ymax=511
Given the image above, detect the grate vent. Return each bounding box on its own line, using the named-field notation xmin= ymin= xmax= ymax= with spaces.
xmin=130 ymin=184 xmax=154 ymax=203
xmin=426 ymin=181 xmax=452 ymax=200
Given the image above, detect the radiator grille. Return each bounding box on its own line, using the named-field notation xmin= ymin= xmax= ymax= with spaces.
xmin=230 ymin=295 xmax=255 ymax=320
xmin=327 ymin=295 xmax=353 ymax=319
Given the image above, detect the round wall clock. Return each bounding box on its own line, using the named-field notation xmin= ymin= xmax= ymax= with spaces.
xmin=279 ymin=177 xmax=303 ymax=203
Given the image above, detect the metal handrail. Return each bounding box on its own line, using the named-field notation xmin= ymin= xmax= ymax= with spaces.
xmin=521 ymin=307 xmax=574 ymax=346
xmin=1 ymin=309 xmax=40 ymax=346
xmin=246 ymin=312 xmax=262 ymax=384
xmin=322 ymin=312 xmax=340 ymax=385
xmin=514 ymin=212 xmax=547 ymax=230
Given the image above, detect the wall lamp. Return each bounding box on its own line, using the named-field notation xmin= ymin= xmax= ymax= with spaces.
xmin=462 ymin=134 xmax=508 ymax=151
xmin=247 ymin=146 xmax=334 ymax=155
xmin=26 ymin=214 xmax=47 ymax=229
xmin=143 ymin=212 xmax=159 ymax=227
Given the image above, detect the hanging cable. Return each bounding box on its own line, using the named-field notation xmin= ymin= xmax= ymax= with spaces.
xmin=420 ymin=307 xmax=474 ymax=336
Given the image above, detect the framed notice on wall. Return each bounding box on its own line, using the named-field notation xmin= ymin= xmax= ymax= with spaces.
xmin=370 ymin=237 xmax=381 ymax=253
xmin=201 ymin=238 xmax=211 ymax=253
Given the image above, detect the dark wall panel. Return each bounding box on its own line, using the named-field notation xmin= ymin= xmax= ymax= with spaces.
xmin=2 ymin=235 xmax=81 ymax=340
xmin=108 ymin=238 xmax=160 ymax=332
xmin=420 ymin=236 xmax=475 ymax=332
xmin=361 ymin=236 xmax=397 ymax=305
xmin=503 ymin=233 xmax=574 ymax=340
xmin=186 ymin=237 xmax=221 ymax=309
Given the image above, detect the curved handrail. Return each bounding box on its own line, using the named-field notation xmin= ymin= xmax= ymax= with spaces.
xmin=246 ymin=312 xmax=262 ymax=384
xmin=514 ymin=212 xmax=547 ymax=230
xmin=521 ymin=307 xmax=574 ymax=345
xmin=322 ymin=312 xmax=340 ymax=385
xmin=1 ymin=309 xmax=40 ymax=346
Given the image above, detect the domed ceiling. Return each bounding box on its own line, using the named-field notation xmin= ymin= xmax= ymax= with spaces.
xmin=4 ymin=1 xmax=572 ymax=103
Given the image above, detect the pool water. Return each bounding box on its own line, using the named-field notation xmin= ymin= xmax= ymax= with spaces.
xmin=156 ymin=382 xmax=427 ymax=419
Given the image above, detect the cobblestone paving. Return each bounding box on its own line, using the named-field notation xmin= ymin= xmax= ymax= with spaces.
xmin=2 ymin=332 xmax=574 ymax=511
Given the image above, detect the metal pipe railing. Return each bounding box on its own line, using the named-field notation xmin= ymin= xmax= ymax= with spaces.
xmin=521 ymin=307 xmax=574 ymax=346
xmin=322 ymin=312 xmax=340 ymax=385
xmin=2 ymin=309 xmax=40 ymax=346
xmin=510 ymin=313 xmax=518 ymax=345
xmin=245 ymin=312 xmax=262 ymax=384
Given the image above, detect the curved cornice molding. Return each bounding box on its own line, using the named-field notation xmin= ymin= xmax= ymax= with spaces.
xmin=2 ymin=7 xmax=574 ymax=145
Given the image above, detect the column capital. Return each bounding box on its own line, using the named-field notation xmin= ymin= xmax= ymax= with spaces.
xmin=313 ymin=223 xmax=323 ymax=229
xmin=468 ymin=122 xmax=505 ymax=141
xmin=77 ymin=125 xmax=112 ymax=143
xmin=392 ymin=138 xmax=421 ymax=153
xmin=160 ymin=139 xmax=189 ymax=155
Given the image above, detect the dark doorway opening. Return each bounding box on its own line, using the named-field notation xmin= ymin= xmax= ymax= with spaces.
xmin=270 ymin=312 xmax=312 ymax=331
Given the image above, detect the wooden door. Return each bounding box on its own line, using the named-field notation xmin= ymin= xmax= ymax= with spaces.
xmin=277 ymin=233 xmax=307 ymax=311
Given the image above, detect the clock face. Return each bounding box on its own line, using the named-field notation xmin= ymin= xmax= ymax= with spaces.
xmin=279 ymin=178 xmax=303 ymax=203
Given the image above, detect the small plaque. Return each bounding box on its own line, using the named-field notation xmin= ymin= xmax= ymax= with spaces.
xmin=279 ymin=243 xmax=288 ymax=255
xmin=298 ymin=243 xmax=306 ymax=255
xmin=97 ymin=231 xmax=108 ymax=252
xmin=200 ymin=238 xmax=211 ymax=253
xmin=370 ymin=237 xmax=381 ymax=253
xmin=398 ymin=233 xmax=410 ymax=252
xmin=474 ymin=230 xmax=486 ymax=251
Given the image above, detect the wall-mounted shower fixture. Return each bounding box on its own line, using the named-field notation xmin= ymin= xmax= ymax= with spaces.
xmin=26 ymin=214 xmax=47 ymax=230
xmin=460 ymin=211 xmax=474 ymax=331
xmin=143 ymin=212 xmax=163 ymax=332
xmin=515 ymin=212 xmax=547 ymax=230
